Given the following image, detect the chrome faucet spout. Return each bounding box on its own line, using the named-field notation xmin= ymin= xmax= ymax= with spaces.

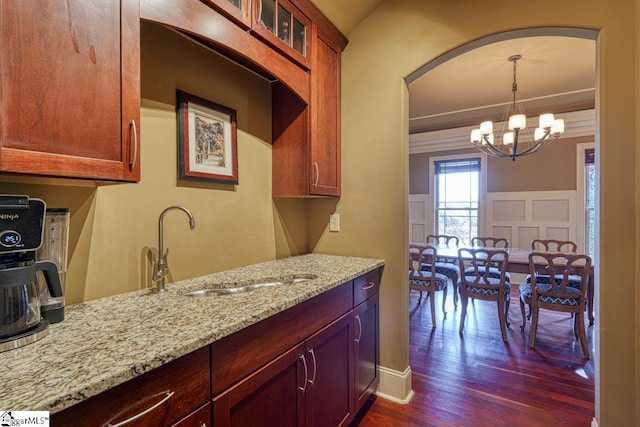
xmin=152 ymin=205 xmax=196 ymax=293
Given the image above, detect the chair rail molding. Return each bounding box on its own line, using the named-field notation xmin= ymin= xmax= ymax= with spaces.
xmin=409 ymin=109 xmax=595 ymax=154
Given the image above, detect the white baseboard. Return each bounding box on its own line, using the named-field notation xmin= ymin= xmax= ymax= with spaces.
xmin=591 ymin=419 xmax=598 ymax=427
xmin=374 ymin=365 xmax=414 ymax=404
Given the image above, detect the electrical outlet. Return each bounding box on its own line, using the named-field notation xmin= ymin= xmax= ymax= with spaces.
xmin=329 ymin=214 xmax=340 ymax=232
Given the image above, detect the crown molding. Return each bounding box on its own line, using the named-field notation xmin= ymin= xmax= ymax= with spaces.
xmin=409 ymin=109 xmax=595 ymax=154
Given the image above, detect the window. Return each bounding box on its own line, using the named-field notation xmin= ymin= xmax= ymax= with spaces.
xmin=584 ymin=148 xmax=596 ymax=257
xmin=434 ymin=158 xmax=480 ymax=244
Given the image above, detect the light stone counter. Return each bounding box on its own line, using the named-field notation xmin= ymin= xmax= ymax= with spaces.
xmin=0 ymin=253 xmax=384 ymax=413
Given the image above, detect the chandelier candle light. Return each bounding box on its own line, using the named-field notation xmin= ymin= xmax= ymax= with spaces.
xmin=470 ymin=54 xmax=565 ymax=161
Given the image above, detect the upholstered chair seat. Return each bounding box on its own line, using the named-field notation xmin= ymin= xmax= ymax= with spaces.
xmin=460 ymin=276 xmax=511 ymax=297
xmin=519 ymin=283 xmax=586 ymax=307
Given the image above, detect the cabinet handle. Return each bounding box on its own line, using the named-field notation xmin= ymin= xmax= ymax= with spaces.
xmin=307 ymin=348 xmax=317 ymax=385
xmin=355 ymin=315 xmax=362 ymax=343
xmin=298 ymin=354 xmax=308 ymax=392
xmin=129 ymin=119 xmax=138 ymax=171
xmin=313 ymin=162 xmax=319 ymax=188
xmin=361 ymin=282 xmax=375 ymax=290
xmin=107 ymin=390 xmax=174 ymax=427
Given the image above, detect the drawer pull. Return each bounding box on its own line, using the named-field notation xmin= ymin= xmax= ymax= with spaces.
xmin=313 ymin=162 xmax=319 ymax=188
xmin=355 ymin=315 xmax=362 ymax=343
xmin=299 ymin=354 xmax=308 ymax=392
xmin=307 ymin=348 xmax=317 ymax=385
xmin=107 ymin=390 xmax=174 ymax=427
xmin=129 ymin=119 xmax=138 ymax=171
xmin=361 ymin=282 xmax=375 ymax=290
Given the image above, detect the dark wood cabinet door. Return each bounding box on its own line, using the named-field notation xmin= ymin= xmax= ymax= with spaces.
xmin=213 ymin=342 xmax=306 ymax=427
xmin=309 ymin=24 xmax=340 ymax=196
xmin=305 ymin=311 xmax=354 ymax=427
xmin=354 ymin=294 xmax=380 ymax=412
xmin=172 ymin=402 xmax=211 ymax=427
xmin=0 ymin=0 xmax=140 ymax=182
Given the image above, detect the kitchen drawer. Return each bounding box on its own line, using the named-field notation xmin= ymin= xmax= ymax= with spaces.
xmin=52 ymin=347 xmax=210 ymax=427
xmin=354 ymin=269 xmax=380 ymax=306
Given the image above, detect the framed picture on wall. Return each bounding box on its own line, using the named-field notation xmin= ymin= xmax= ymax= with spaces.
xmin=177 ymin=90 xmax=238 ymax=183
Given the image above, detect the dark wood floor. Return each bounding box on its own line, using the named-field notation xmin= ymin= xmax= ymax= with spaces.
xmin=353 ymin=283 xmax=595 ymax=427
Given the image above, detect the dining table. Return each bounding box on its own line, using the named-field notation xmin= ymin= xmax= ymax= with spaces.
xmin=411 ymin=243 xmax=596 ymax=325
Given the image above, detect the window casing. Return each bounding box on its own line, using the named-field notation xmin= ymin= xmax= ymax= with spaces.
xmin=584 ymin=148 xmax=596 ymax=257
xmin=433 ymin=157 xmax=481 ymax=245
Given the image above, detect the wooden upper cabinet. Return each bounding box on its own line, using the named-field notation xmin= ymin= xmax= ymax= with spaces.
xmin=309 ymin=25 xmax=341 ymax=196
xmin=0 ymin=0 xmax=140 ymax=182
xmin=252 ymin=0 xmax=311 ymax=69
xmin=201 ymin=0 xmax=251 ymax=28
xmin=272 ymin=20 xmax=346 ymax=197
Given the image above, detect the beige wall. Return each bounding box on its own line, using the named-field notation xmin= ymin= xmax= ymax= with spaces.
xmin=1 ymin=23 xmax=308 ymax=304
xmin=409 ymin=136 xmax=593 ymax=194
xmin=312 ymin=0 xmax=637 ymax=425
xmin=0 ymin=2 xmax=637 ymax=424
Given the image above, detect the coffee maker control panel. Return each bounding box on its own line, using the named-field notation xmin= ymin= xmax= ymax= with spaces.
xmin=0 ymin=195 xmax=46 ymax=254
xmin=0 ymin=230 xmax=23 ymax=248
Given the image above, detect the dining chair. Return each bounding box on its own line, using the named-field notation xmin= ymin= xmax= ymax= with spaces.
xmin=410 ymin=244 xmax=448 ymax=328
xmin=525 ymin=239 xmax=581 ymax=296
xmin=465 ymin=236 xmax=512 ymax=283
xmin=519 ymin=252 xmax=592 ymax=358
xmin=424 ymin=234 xmax=460 ymax=307
xmin=457 ymin=247 xmax=511 ymax=341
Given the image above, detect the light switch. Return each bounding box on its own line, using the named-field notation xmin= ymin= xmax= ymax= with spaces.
xmin=329 ymin=214 xmax=340 ymax=232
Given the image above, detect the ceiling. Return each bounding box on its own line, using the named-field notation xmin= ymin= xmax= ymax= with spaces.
xmin=407 ymin=37 xmax=596 ymax=134
xmin=310 ymin=1 xmax=596 ymax=136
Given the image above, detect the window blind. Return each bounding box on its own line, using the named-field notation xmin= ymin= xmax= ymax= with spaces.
xmin=434 ymin=158 xmax=481 ymax=175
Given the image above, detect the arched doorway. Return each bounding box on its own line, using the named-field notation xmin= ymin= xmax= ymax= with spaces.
xmin=406 ymin=27 xmax=599 ymax=422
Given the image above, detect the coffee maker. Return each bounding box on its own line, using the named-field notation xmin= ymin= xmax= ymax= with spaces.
xmin=0 ymin=195 xmax=63 ymax=352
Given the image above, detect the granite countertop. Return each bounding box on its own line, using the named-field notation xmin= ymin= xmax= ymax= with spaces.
xmin=0 ymin=253 xmax=384 ymax=413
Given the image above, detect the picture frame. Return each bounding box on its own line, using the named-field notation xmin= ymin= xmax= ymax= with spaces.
xmin=177 ymin=90 xmax=238 ymax=184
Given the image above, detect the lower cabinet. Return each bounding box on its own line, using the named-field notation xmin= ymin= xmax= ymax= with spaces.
xmin=354 ymin=293 xmax=380 ymax=413
xmin=50 ymin=268 xmax=381 ymax=427
xmin=212 ymin=342 xmax=306 ymax=426
xmin=212 ymin=312 xmax=355 ymax=427
xmin=305 ymin=312 xmax=355 ymax=427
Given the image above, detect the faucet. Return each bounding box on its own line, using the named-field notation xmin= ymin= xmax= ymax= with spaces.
xmin=152 ymin=205 xmax=196 ymax=293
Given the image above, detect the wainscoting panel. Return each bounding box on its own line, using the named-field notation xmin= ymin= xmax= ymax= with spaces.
xmin=485 ymin=191 xmax=577 ymax=248
xmin=409 ymin=194 xmax=429 ymax=242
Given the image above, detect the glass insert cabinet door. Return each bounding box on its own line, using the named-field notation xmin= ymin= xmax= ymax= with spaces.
xmin=256 ymin=0 xmax=310 ymax=67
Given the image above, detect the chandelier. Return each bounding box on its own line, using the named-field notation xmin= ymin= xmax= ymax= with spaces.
xmin=470 ymin=54 xmax=565 ymax=161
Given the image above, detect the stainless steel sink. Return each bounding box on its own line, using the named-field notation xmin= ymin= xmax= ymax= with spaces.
xmin=183 ymin=277 xmax=315 ymax=297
